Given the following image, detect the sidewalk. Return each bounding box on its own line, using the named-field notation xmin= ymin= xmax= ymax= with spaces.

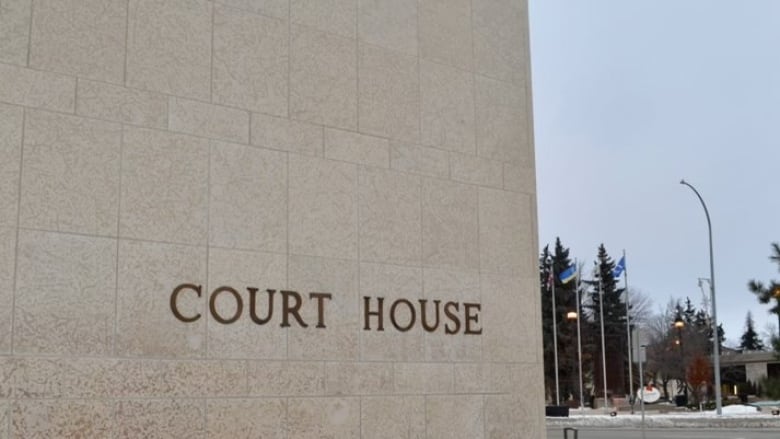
xmin=547 ymin=405 xmax=780 ymax=429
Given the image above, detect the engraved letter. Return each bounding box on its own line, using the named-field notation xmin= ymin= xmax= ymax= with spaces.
xmin=363 ymin=296 xmax=384 ymax=331
xmin=463 ymin=303 xmax=482 ymax=335
xmin=171 ymin=283 xmax=202 ymax=322
xmin=209 ymin=286 xmax=243 ymax=324
xmin=309 ymin=292 xmax=332 ymax=328
xmin=281 ymin=290 xmax=308 ymax=328
xmin=390 ymin=299 xmax=416 ymax=332
xmin=419 ymin=299 xmax=441 ymax=333
xmin=443 ymin=301 xmax=461 ymax=335
xmin=248 ymin=288 xmax=275 ymax=325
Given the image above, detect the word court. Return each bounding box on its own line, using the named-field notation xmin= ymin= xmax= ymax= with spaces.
xmin=170 ymin=283 xmax=483 ymax=335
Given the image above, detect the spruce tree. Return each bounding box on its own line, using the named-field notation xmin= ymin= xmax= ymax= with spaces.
xmin=584 ymin=244 xmax=628 ymax=397
xmin=739 ymin=311 xmax=765 ymax=351
xmin=539 ymin=238 xmax=580 ymax=404
xmin=748 ymin=243 xmax=780 ymax=335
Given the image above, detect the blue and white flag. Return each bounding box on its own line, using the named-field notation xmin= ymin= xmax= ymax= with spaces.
xmin=559 ymin=264 xmax=577 ymax=284
xmin=613 ymin=256 xmax=626 ymax=279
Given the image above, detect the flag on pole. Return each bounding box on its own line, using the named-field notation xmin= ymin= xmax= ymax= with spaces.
xmin=559 ymin=264 xmax=577 ymax=284
xmin=613 ymin=256 xmax=626 ymax=279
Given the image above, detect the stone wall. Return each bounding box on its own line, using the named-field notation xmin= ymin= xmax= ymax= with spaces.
xmin=0 ymin=0 xmax=541 ymax=437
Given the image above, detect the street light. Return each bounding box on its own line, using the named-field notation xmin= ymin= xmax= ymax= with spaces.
xmin=546 ymin=255 xmax=561 ymax=406
xmin=680 ymin=179 xmax=722 ymax=415
xmin=567 ymin=309 xmax=584 ymax=409
xmin=673 ymin=315 xmax=688 ymax=404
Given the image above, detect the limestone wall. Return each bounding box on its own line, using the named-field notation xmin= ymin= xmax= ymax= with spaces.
xmin=0 ymin=0 xmax=541 ymax=437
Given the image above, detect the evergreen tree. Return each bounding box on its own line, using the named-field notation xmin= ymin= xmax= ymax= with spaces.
xmin=748 ymin=243 xmax=780 ymax=340
xmin=583 ymin=244 xmax=628 ymax=397
xmin=539 ymin=238 xmax=581 ymax=404
xmin=739 ymin=311 xmax=765 ymax=351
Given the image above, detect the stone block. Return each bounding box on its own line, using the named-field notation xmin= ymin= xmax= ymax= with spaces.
xmin=0 ymin=228 xmax=14 ymax=353
xmin=126 ymin=0 xmax=212 ymax=100
xmin=422 ymin=268 xmax=482 ymax=362
xmin=20 ymin=110 xmax=121 ymax=235
xmin=421 ymin=178 xmax=479 ymax=270
xmin=325 ymin=362 xmax=393 ymax=395
xmin=478 ymin=188 xmax=534 ymax=276
xmin=475 ymin=75 xmax=531 ymax=164
xmin=290 ymin=25 xmax=357 ymax=130
xmin=325 ymin=128 xmax=389 ymax=168
xmin=213 ymin=5 xmax=288 ymax=115
xmin=358 ymin=167 xmax=421 ymax=265
xmin=0 ymin=104 xmax=22 ymax=228
xmin=248 ymin=361 xmax=326 ymax=396
xmin=0 ymin=63 xmax=74 ymax=112
xmin=359 ymin=262 xmax=424 ymax=361
xmin=360 ymin=396 xmax=425 ymax=439
xmin=287 ymin=397 xmax=360 ymax=439
xmin=389 ymin=141 xmax=449 ymax=179
xmin=14 ymin=230 xmax=116 ymax=355
xmin=358 ymin=0 xmax=417 ymax=56
xmin=210 ymin=141 xmax=287 ymax=252
xmin=29 ymin=0 xmax=126 ymax=83
xmin=394 ymin=362 xmax=454 ymax=394
xmin=206 ymin=247 xmax=287 ymax=359
xmin=116 ymin=240 xmax=207 ymax=357
xmin=473 ymin=0 xmax=528 ymax=84
xmin=120 ymin=127 xmax=209 ymax=245
xmin=420 ymin=60 xmax=475 ymax=154
xmin=207 ymin=398 xmax=286 ymax=438
xmin=115 ymin=399 xmax=206 ymax=438
xmin=288 ymin=155 xmax=357 ymax=259
xmin=0 ymin=0 xmax=31 ymax=65
xmin=251 ymin=113 xmax=324 ymax=156
xmin=11 ymin=400 xmax=113 ymax=438
xmin=287 ymin=255 xmax=359 ymax=360
xmin=291 ymin=0 xmax=356 ymax=38
xmin=358 ymin=43 xmax=419 ymax=143
xmin=450 ymin=152 xmax=503 ymax=188
xmin=426 ymin=395 xmax=484 ymax=439
xmin=418 ymin=0 xmax=472 ymax=70
xmin=169 ymin=97 xmax=250 ymax=144
xmin=76 ymin=79 xmax=168 ymax=129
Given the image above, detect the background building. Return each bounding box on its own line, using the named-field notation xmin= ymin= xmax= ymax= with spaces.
xmin=0 ymin=0 xmax=539 ymax=436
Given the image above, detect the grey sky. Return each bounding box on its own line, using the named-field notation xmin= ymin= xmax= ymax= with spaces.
xmin=530 ymin=0 xmax=780 ymax=346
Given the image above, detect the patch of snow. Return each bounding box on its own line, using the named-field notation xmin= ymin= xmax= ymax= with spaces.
xmin=712 ymin=404 xmax=759 ymax=415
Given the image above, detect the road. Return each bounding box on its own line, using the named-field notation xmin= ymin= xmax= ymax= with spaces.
xmin=546 ymin=428 xmax=780 ymax=439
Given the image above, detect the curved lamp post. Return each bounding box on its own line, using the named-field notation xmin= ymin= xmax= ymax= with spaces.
xmin=680 ymin=179 xmax=722 ymax=415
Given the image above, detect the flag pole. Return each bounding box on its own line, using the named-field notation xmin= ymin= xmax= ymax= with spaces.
xmin=575 ymin=259 xmax=584 ymax=410
xmin=598 ymin=261 xmax=609 ymax=412
xmin=550 ymin=259 xmax=561 ymax=406
xmin=624 ymin=250 xmax=634 ymax=412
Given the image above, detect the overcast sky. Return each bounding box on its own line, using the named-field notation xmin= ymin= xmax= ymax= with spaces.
xmin=529 ymin=0 xmax=780 ymax=346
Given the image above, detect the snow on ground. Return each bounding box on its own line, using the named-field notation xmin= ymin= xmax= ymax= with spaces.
xmin=716 ymin=404 xmax=759 ymax=415
xmin=548 ymin=405 xmax=780 ymax=429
